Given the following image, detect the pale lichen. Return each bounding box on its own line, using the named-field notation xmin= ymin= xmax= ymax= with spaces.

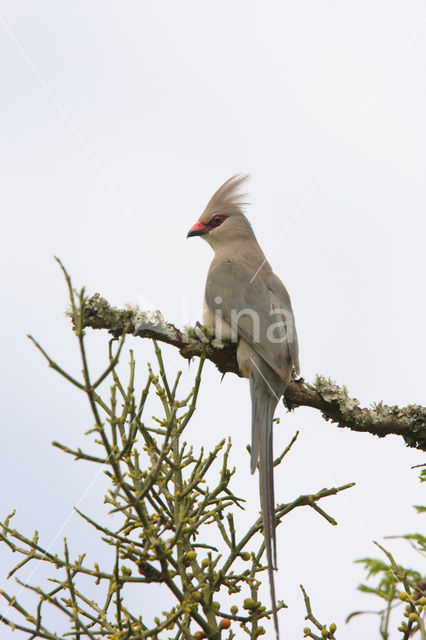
xmin=312 ymin=375 xmax=360 ymax=417
xmin=309 ymin=375 xmax=426 ymax=449
xmin=84 ymin=293 xmax=134 ymax=333
xmin=133 ymin=310 xmax=178 ymax=341
xmin=211 ymin=338 xmax=227 ymax=350
xmin=183 ymin=325 xmax=216 ymax=343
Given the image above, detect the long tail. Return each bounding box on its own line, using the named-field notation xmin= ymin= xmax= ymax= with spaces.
xmin=250 ymin=372 xmax=280 ymax=638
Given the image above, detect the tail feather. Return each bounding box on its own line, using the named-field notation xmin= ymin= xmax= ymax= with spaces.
xmin=250 ymin=372 xmax=280 ymax=638
xmin=266 ymin=407 xmax=277 ymax=569
xmin=250 ymin=375 xmax=261 ymax=474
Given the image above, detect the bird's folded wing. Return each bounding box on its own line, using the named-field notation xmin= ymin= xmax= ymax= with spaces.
xmin=267 ymin=272 xmax=300 ymax=376
xmin=205 ymin=261 xmax=298 ymax=380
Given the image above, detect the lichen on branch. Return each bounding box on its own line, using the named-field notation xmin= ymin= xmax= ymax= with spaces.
xmin=79 ymin=291 xmax=426 ymax=452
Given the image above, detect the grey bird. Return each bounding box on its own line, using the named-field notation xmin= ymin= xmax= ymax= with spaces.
xmin=187 ymin=175 xmax=300 ymax=638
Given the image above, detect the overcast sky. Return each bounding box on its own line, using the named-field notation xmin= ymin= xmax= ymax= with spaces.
xmin=1 ymin=2 xmax=426 ymax=638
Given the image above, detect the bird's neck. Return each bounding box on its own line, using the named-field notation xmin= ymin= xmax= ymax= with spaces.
xmin=210 ymin=238 xmax=270 ymax=272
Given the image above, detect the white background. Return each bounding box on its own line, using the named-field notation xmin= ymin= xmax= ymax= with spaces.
xmin=1 ymin=2 xmax=426 ymax=638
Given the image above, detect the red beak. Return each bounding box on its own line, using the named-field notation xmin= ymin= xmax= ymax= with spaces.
xmin=187 ymin=221 xmax=207 ymax=238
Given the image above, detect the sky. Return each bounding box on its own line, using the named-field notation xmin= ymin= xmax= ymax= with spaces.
xmin=1 ymin=1 xmax=426 ymax=638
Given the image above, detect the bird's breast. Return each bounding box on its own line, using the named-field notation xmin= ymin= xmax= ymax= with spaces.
xmin=202 ymin=298 xmax=234 ymax=341
xmin=203 ymin=298 xmax=252 ymax=379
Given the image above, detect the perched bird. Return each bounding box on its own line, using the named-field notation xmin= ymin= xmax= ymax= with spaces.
xmin=187 ymin=175 xmax=299 ymax=638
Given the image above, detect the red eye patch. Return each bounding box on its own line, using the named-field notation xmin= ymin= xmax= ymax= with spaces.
xmin=207 ymin=214 xmax=228 ymax=229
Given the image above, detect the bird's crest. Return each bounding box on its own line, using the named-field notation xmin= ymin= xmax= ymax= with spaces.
xmin=202 ymin=174 xmax=250 ymax=220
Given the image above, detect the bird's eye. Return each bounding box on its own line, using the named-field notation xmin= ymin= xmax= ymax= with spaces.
xmin=210 ymin=214 xmax=227 ymax=227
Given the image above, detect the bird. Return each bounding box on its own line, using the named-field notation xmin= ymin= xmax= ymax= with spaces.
xmin=187 ymin=174 xmax=299 ymax=638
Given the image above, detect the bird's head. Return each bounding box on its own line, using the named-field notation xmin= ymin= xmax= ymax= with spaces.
xmin=187 ymin=174 xmax=255 ymax=250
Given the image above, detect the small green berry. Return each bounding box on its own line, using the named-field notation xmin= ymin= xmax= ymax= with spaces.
xmin=230 ymin=605 xmax=238 ymax=615
xmin=243 ymin=598 xmax=256 ymax=610
xmin=329 ymin=623 xmax=337 ymax=633
xmin=240 ymin=552 xmax=251 ymax=561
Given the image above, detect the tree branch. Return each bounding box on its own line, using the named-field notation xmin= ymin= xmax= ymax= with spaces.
xmin=78 ymin=293 xmax=426 ymax=452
